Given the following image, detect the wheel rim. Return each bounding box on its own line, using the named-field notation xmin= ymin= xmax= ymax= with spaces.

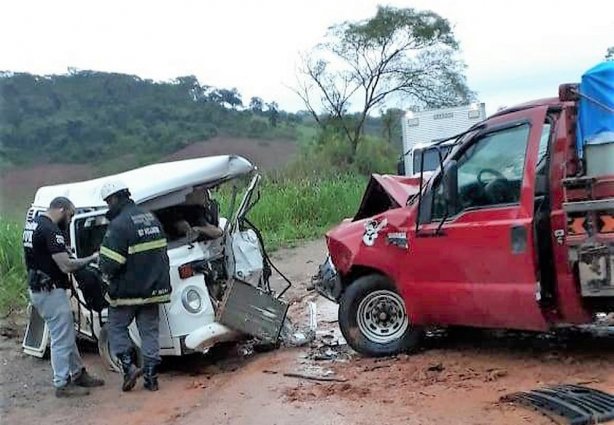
xmin=357 ymin=289 xmax=409 ymax=344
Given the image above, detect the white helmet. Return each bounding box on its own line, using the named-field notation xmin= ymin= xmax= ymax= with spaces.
xmin=100 ymin=180 xmax=129 ymax=201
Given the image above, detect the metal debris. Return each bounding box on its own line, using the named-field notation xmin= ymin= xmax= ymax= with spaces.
xmin=502 ymin=384 xmax=614 ymax=425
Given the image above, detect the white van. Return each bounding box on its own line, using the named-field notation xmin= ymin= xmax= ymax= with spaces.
xmin=22 ymin=155 xmax=287 ymax=371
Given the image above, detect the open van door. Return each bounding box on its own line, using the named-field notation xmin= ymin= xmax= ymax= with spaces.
xmin=22 ymin=304 xmax=50 ymax=358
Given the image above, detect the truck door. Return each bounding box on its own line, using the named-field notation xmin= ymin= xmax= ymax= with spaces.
xmin=407 ymin=106 xmax=550 ymax=330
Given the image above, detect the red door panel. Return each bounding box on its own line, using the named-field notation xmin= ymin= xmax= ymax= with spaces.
xmin=403 ymin=106 xmax=550 ymax=331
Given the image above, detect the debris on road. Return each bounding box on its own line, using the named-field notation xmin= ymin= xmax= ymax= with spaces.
xmin=283 ymin=372 xmax=348 ymax=383
xmin=427 ymin=362 xmax=445 ymax=372
xmin=279 ymin=302 xmax=317 ymax=347
xmin=501 ymin=385 xmax=614 ymax=425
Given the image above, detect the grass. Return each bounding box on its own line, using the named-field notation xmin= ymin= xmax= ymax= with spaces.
xmin=0 ymin=218 xmax=27 ymax=316
xmin=248 ymin=174 xmax=366 ymax=249
xmin=0 ymin=174 xmax=367 ymax=316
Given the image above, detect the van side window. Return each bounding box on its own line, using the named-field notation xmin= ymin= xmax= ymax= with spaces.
xmin=432 ymin=124 xmax=531 ymax=219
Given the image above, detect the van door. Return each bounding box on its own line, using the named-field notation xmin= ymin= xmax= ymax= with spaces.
xmin=407 ymin=106 xmax=550 ymax=330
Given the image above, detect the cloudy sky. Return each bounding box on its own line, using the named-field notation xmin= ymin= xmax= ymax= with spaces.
xmin=2 ymin=0 xmax=613 ymax=115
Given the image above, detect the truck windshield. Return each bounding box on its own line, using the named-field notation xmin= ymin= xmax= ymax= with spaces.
xmin=413 ymin=145 xmax=453 ymax=174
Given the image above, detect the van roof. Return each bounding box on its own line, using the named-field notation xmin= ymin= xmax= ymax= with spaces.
xmin=32 ymin=155 xmax=254 ymax=209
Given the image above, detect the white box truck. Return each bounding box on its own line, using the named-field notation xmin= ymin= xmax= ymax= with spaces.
xmin=399 ymin=103 xmax=487 ymax=176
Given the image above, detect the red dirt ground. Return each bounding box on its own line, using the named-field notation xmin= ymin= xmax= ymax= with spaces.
xmin=3 ymin=241 xmax=614 ymax=425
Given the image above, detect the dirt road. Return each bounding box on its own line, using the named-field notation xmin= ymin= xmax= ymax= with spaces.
xmin=3 ymin=240 xmax=614 ymax=425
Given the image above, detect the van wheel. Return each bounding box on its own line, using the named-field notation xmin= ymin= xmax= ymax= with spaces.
xmin=338 ymin=275 xmax=423 ymax=357
xmin=97 ymin=324 xmax=143 ymax=373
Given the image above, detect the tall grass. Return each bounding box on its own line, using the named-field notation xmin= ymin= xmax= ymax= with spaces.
xmin=0 ymin=218 xmax=27 ymax=316
xmin=248 ymin=175 xmax=366 ymax=248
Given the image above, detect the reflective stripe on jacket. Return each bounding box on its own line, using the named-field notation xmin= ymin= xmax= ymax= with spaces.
xmin=99 ymin=200 xmax=171 ymax=306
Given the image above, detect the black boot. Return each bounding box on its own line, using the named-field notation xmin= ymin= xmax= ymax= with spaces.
xmin=73 ymin=368 xmax=105 ymax=387
xmin=143 ymin=363 xmax=159 ymax=392
xmin=118 ymin=352 xmax=142 ymax=392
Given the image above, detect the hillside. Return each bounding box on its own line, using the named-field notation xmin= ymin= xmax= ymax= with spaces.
xmin=0 ymin=70 xmax=304 ymax=168
xmin=0 ymin=69 xmax=401 ymax=217
xmin=0 ymin=70 xmax=311 ymax=216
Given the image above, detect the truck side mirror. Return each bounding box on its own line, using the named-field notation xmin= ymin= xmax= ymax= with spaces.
xmin=442 ymin=160 xmax=459 ymax=211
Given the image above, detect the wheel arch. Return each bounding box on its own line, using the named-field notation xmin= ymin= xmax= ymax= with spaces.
xmin=341 ymin=266 xmax=394 ymax=293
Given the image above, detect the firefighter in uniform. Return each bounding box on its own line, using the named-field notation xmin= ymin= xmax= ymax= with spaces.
xmin=98 ymin=181 xmax=171 ymax=392
xmin=23 ymin=197 xmax=104 ymax=397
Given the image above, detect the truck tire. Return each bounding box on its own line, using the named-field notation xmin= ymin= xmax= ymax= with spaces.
xmin=97 ymin=324 xmax=143 ymax=373
xmin=338 ymin=275 xmax=422 ymax=357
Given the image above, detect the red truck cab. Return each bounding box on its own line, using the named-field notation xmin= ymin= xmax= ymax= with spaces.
xmin=314 ymin=89 xmax=614 ymax=357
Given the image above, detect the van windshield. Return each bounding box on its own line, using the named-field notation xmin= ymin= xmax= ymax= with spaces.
xmin=413 ymin=145 xmax=453 ymax=174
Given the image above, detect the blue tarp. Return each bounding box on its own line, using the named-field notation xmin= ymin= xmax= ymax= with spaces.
xmin=577 ymin=61 xmax=614 ymax=157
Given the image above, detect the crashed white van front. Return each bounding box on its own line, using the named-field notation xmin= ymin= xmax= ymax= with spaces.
xmin=22 ymin=155 xmax=288 ymax=370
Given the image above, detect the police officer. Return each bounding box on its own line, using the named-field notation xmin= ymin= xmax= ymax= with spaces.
xmin=98 ymin=181 xmax=171 ymax=392
xmin=23 ymin=197 xmax=104 ymax=398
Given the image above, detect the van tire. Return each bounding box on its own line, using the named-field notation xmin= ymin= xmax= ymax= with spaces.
xmin=98 ymin=324 xmax=143 ymax=373
xmin=338 ymin=275 xmax=422 ymax=357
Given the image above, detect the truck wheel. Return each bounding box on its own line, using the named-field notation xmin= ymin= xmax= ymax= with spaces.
xmin=97 ymin=324 xmax=143 ymax=373
xmin=338 ymin=275 xmax=422 ymax=357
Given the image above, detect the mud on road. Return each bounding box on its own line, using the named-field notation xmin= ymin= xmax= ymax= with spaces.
xmin=3 ymin=240 xmax=614 ymax=425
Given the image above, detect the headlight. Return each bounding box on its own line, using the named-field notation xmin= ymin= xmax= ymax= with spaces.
xmin=182 ymin=287 xmax=202 ymax=313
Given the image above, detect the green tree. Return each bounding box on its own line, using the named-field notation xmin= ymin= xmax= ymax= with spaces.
xmin=380 ymin=108 xmax=404 ymax=147
xmin=249 ymin=96 xmax=264 ymax=112
xmin=295 ymin=6 xmax=474 ymax=157
xmin=0 ymin=71 xmax=297 ymax=165
xmin=266 ymin=101 xmax=279 ymax=127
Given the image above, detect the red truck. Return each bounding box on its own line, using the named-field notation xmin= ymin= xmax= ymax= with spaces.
xmin=314 ymin=83 xmax=614 ymax=357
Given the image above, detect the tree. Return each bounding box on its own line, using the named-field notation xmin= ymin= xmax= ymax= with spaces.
xmin=294 ymin=6 xmax=474 ymax=156
xmin=211 ymin=88 xmax=243 ymax=109
xmin=380 ymin=108 xmax=404 ymax=146
xmin=249 ymin=96 xmax=264 ymax=112
xmin=266 ymin=101 xmax=279 ymax=127
xmin=606 ymin=46 xmax=614 ymax=61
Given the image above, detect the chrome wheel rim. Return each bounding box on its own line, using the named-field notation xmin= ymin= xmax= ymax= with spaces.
xmin=357 ymin=289 xmax=409 ymax=344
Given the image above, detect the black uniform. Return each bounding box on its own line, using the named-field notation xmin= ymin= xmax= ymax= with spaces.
xmin=99 ymin=199 xmax=171 ymax=305
xmin=99 ymin=198 xmax=171 ymax=374
xmin=23 ymin=214 xmax=88 ymax=389
xmin=23 ymin=215 xmax=70 ymax=289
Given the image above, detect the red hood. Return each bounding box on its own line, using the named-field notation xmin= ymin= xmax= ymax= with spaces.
xmin=353 ymin=173 xmax=430 ymax=221
xmin=372 ymin=173 xmax=430 ymax=205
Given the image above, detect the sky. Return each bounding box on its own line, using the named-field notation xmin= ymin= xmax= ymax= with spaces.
xmin=2 ymin=0 xmax=613 ymax=115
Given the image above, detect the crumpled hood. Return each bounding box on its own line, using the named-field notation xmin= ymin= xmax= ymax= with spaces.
xmin=353 ymin=172 xmax=431 ymax=221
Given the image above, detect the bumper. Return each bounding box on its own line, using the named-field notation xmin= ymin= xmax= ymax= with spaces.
xmin=312 ymin=256 xmax=343 ymax=302
xmin=184 ymin=322 xmax=240 ymax=350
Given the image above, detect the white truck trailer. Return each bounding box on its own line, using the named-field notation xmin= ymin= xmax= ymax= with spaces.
xmin=399 ymin=103 xmax=487 ymax=176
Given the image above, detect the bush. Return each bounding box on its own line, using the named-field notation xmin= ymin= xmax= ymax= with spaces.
xmin=0 ymin=218 xmax=27 ymax=316
xmin=354 ymin=136 xmax=398 ymax=175
xmin=288 ymin=129 xmax=398 ymax=177
xmin=248 ymin=175 xmax=366 ymax=248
